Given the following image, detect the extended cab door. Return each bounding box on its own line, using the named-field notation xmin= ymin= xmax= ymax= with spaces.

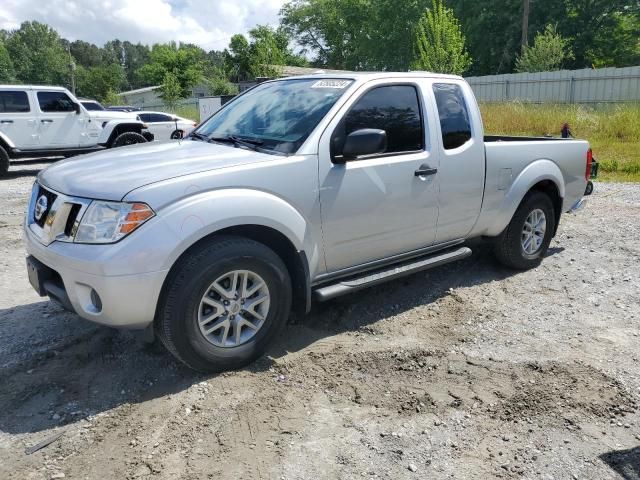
xmin=318 ymin=81 xmax=440 ymax=273
xmin=35 ymin=90 xmax=86 ymax=148
xmin=429 ymin=82 xmax=485 ymax=243
xmin=0 ymin=89 xmax=38 ymax=149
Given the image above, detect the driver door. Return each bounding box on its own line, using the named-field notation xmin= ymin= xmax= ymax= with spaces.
xmin=318 ymin=82 xmax=440 ymax=273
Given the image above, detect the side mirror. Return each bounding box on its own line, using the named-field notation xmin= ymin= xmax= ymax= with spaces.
xmin=341 ymin=128 xmax=387 ymax=160
xmin=73 ymin=103 xmax=81 ymax=114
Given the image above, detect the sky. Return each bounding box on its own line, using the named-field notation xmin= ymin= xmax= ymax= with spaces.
xmin=0 ymin=0 xmax=288 ymax=51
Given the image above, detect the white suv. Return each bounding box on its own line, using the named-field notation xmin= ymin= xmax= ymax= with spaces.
xmin=0 ymin=85 xmax=152 ymax=176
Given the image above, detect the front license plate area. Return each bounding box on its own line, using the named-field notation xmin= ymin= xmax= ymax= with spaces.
xmin=26 ymin=256 xmax=51 ymax=296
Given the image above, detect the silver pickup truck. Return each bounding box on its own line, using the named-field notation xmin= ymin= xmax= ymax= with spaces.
xmin=24 ymin=73 xmax=596 ymax=372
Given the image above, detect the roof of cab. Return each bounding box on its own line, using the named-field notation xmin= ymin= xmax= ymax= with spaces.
xmin=0 ymin=84 xmax=69 ymax=91
xmin=273 ymin=71 xmax=464 ymax=82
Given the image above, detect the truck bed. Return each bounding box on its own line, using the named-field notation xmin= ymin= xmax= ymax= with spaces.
xmin=467 ymin=136 xmax=590 ymax=239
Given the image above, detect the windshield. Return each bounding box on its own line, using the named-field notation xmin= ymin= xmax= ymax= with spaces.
xmin=82 ymin=101 xmax=105 ymax=111
xmin=196 ymin=78 xmax=354 ymax=154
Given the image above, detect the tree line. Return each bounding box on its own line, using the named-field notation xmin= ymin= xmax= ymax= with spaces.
xmin=0 ymin=0 xmax=637 ymax=104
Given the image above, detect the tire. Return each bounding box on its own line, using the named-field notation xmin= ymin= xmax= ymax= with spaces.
xmin=170 ymin=130 xmax=184 ymax=140
xmin=111 ymin=131 xmax=147 ymax=148
xmin=157 ymin=236 xmax=292 ymax=373
xmin=0 ymin=145 xmax=9 ymax=177
xmin=494 ymin=191 xmax=555 ymax=270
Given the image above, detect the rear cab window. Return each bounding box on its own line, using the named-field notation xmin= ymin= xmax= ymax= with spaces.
xmin=37 ymin=91 xmax=76 ymax=112
xmin=432 ymin=83 xmax=472 ymax=150
xmin=0 ymin=91 xmax=30 ymax=113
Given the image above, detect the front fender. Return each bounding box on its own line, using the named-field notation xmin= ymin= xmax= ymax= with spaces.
xmin=0 ymin=131 xmax=15 ymax=149
xmin=97 ymin=121 xmax=144 ymax=144
xmin=486 ymin=159 xmax=565 ymax=237
xmin=143 ymin=188 xmax=316 ymax=273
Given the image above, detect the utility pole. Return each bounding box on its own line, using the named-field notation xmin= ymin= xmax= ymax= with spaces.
xmin=67 ymin=45 xmax=76 ymax=94
xmin=521 ymin=0 xmax=530 ymax=52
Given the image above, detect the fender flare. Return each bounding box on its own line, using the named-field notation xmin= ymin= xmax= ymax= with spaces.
xmin=486 ymin=159 xmax=565 ymax=237
xmin=98 ymin=120 xmax=145 ymax=145
xmin=0 ymin=131 xmax=15 ymax=150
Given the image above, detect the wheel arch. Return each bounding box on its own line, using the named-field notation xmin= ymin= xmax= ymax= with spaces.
xmin=528 ymin=179 xmax=562 ymax=236
xmin=99 ymin=122 xmax=144 ymax=146
xmin=486 ymin=159 xmax=565 ymax=237
xmin=0 ymin=131 xmax=15 ymax=151
xmin=155 ymin=224 xmax=312 ymax=326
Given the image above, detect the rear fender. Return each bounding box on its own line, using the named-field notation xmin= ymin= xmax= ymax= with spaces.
xmin=486 ymin=159 xmax=565 ymax=237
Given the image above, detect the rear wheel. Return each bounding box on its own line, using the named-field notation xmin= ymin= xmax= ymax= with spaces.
xmin=111 ymin=131 xmax=147 ymax=148
xmin=157 ymin=236 xmax=292 ymax=372
xmin=494 ymin=191 xmax=555 ymax=270
xmin=0 ymin=145 xmax=9 ymax=177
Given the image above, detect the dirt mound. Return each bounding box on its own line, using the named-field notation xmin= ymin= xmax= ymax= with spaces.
xmin=283 ymin=349 xmax=636 ymax=424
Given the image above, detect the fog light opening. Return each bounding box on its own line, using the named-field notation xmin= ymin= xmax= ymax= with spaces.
xmin=90 ymin=289 xmax=103 ymax=312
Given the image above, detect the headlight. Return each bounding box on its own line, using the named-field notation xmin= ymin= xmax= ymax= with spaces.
xmin=74 ymin=201 xmax=155 ymax=244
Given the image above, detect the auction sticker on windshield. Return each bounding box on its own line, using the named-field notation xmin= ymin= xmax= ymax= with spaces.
xmin=311 ymin=80 xmax=352 ymax=89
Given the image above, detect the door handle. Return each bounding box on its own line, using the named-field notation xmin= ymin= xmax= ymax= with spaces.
xmin=414 ymin=165 xmax=438 ymax=177
xmin=41 ymin=119 xmax=54 ymax=123
xmin=0 ymin=120 xmax=13 ymax=124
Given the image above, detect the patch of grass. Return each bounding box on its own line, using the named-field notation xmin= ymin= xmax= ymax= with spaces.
xmin=480 ymin=103 xmax=640 ymax=182
xmin=150 ymin=105 xmax=199 ymax=122
xmin=173 ymin=105 xmax=199 ymax=122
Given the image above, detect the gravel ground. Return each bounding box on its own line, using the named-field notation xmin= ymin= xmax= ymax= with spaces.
xmin=0 ymin=159 xmax=639 ymax=480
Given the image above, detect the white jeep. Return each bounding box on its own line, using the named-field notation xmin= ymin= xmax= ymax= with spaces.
xmin=0 ymin=85 xmax=153 ymax=176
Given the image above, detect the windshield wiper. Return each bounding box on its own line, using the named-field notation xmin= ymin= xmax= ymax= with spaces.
xmin=229 ymin=135 xmax=263 ymax=146
xmin=209 ymin=134 xmax=264 ymax=151
xmin=189 ymin=132 xmax=210 ymax=142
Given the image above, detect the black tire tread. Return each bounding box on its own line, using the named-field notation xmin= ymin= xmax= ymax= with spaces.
xmin=157 ymin=235 xmax=291 ymax=372
xmin=111 ymin=131 xmax=147 ymax=148
xmin=0 ymin=145 xmax=9 ymax=177
xmin=494 ymin=191 xmax=555 ymax=270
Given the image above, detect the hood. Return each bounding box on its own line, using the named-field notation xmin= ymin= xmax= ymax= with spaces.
xmin=38 ymin=140 xmax=276 ymax=200
xmin=88 ymin=110 xmax=139 ymax=122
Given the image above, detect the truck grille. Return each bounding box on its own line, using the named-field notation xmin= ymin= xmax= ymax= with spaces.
xmin=27 ymin=183 xmax=91 ymax=246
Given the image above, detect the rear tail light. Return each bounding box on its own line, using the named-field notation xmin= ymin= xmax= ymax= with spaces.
xmin=585 ymin=148 xmax=593 ymax=181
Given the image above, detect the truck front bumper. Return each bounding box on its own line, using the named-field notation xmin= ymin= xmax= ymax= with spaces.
xmin=24 ymin=225 xmax=167 ymax=329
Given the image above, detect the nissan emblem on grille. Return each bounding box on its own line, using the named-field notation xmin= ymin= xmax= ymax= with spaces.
xmin=34 ymin=195 xmax=48 ymax=221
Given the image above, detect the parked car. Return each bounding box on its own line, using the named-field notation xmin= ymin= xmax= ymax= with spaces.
xmin=78 ymin=99 xmax=106 ymax=111
xmin=137 ymin=111 xmax=197 ymax=140
xmin=24 ymin=73 xmax=597 ymax=372
xmin=106 ymin=106 xmax=141 ymax=112
xmin=0 ymin=85 xmax=153 ymax=176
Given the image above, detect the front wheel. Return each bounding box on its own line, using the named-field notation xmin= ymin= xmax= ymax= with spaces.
xmin=157 ymin=236 xmax=292 ymax=372
xmin=494 ymin=191 xmax=555 ymax=270
xmin=111 ymin=131 xmax=147 ymax=148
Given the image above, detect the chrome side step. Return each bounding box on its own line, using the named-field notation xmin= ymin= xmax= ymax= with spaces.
xmin=314 ymin=246 xmax=472 ymax=301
